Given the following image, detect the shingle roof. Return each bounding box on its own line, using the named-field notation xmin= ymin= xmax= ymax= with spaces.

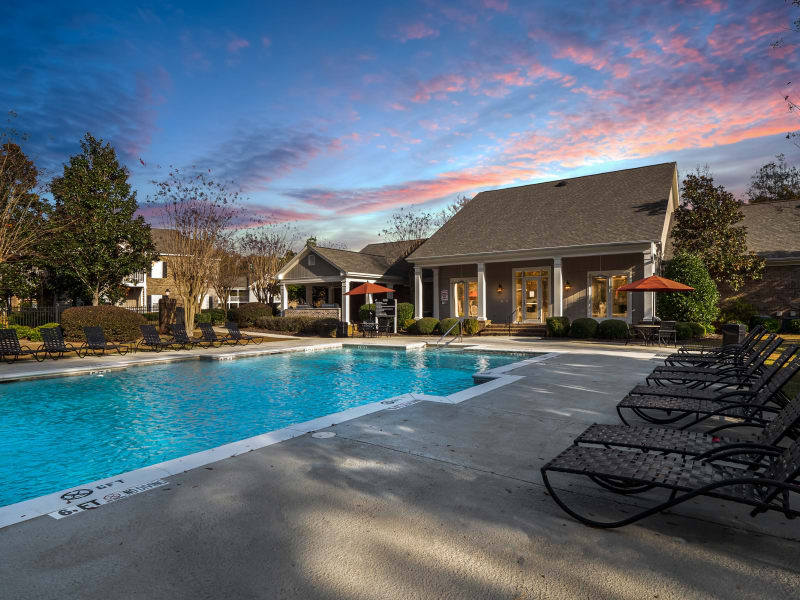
xmin=360 ymin=239 xmax=427 ymax=261
xmin=312 ymin=247 xmax=408 ymax=278
xmin=150 ymin=228 xmax=175 ymax=253
xmin=409 ymin=163 xmax=676 ymax=260
xmin=740 ymin=200 xmax=800 ymax=260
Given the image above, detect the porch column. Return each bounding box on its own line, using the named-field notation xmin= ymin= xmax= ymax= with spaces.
xmin=476 ymin=263 xmax=487 ymax=321
xmin=413 ymin=267 xmax=423 ymax=319
xmin=280 ymin=283 xmax=288 ymax=314
xmin=305 ymin=285 xmax=313 ymax=305
xmin=643 ymin=243 xmax=655 ymax=321
xmin=552 ymin=257 xmax=563 ymax=317
xmin=327 ymin=286 xmax=334 ymax=304
xmin=342 ymin=279 xmax=350 ymax=323
xmin=432 ymin=268 xmax=440 ymax=319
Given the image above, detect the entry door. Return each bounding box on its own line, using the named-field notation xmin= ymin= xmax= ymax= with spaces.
xmin=523 ymin=276 xmax=542 ymax=322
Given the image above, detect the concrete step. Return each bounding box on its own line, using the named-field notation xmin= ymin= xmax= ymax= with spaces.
xmin=479 ymin=324 xmax=547 ymax=336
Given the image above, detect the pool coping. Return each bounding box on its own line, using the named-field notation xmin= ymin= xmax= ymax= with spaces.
xmin=0 ymin=342 xmax=558 ymax=529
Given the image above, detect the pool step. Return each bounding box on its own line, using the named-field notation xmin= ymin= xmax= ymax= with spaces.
xmin=479 ymin=323 xmax=547 ymax=337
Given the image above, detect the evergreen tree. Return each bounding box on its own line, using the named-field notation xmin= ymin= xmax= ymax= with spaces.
xmin=671 ymin=171 xmax=764 ymax=291
xmin=48 ymin=133 xmax=157 ymax=305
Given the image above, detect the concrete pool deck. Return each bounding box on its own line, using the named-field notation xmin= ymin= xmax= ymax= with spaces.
xmin=1 ymin=341 xmax=798 ymax=599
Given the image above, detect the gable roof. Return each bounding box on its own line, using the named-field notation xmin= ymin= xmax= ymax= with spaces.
xmin=311 ymin=246 xmax=408 ymax=278
xmin=739 ymin=200 xmax=800 ymax=260
xmin=360 ymin=239 xmax=427 ymax=262
xmin=150 ymin=228 xmax=175 ymax=253
xmin=409 ymin=162 xmax=677 ymax=260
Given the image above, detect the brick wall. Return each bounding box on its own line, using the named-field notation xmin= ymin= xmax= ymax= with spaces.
xmin=720 ymin=264 xmax=800 ymax=314
xmin=284 ymin=307 xmax=341 ymax=319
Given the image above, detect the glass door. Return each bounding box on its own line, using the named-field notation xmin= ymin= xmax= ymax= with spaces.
xmin=524 ymin=278 xmax=540 ymax=322
xmin=453 ymin=280 xmax=478 ymax=318
xmin=514 ymin=269 xmax=550 ymax=323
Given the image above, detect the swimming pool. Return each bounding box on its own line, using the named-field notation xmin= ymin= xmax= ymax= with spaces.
xmin=0 ymin=347 xmax=525 ymax=507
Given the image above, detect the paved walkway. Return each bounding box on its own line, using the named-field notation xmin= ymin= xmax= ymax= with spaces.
xmin=1 ymin=342 xmax=798 ymax=599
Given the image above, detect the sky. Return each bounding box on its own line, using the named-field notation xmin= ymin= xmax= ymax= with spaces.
xmin=2 ymin=0 xmax=799 ymax=249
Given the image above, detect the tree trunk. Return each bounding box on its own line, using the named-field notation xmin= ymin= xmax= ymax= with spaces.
xmin=92 ymin=289 xmax=100 ymax=306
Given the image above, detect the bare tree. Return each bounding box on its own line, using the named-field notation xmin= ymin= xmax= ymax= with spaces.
xmin=0 ymin=128 xmax=51 ymax=265
xmin=240 ymin=223 xmax=298 ymax=304
xmin=379 ymin=207 xmax=434 ymax=243
xmin=432 ymin=194 xmax=471 ymax=228
xmin=149 ymin=169 xmax=238 ymax=328
xmin=210 ymin=237 xmax=246 ymax=309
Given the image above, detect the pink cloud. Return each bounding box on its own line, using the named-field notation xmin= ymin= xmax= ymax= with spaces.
xmin=411 ymin=73 xmax=467 ymax=103
xmin=227 ymin=35 xmax=250 ymax=53
xmin=397 ymin=22 xmax=439 ymax=42
xmin=483 ymin=0 xmax=508 ymax=11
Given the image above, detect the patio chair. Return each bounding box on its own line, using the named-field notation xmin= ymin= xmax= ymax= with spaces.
xmin=651 ymin=333 xmax=778 ymax=377
xmin=224 ymin=321 xmax=263 ymax=345
xmin=358 ymin=322 xmax=378 ymax=338
xmin=616 ymin=345 xmax=800 ymax=428
xmin=663 ymin=327 xmax=767 ymax=368
xmin=39 ymin=326 xmax=81 ymax=360
xmin=672 ymin=325 xmax=765 ymax=356
xmin=645 ymin=335 xmax=782 ymax=389
xmin=136 ymin=324 xmax=182 ymax=352
xmin=172 ymin=323 xmax=213 ymax=349
xmin=656 ymin=321 xmax=678 ymax=346
xmin=80 ymin=326 xmax=129 ymax=357
xmin=625 ymin=323 xmax=646 ymax=346
xmin=540 ymin=434 xmax=800 ymax=528
xmin=0 ymin=328 xmax=41 ymax=363
xmin=574 ymin=391 xmax=800 ymax=474
xmin=198 ymin=322 xmax=236 ymax=347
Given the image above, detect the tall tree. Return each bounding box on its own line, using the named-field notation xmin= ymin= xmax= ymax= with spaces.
xmin=747 ymin=154 xmax=800 ymax=203
xmin=240 ymin=223 xmax=297 ymax=304
xmin=149 ymin=168 xmax=238 ymax=327
xmin=432 ymin=194 xmax=471 ymax=228
xmin=0 ymin=261 xmax=41 ymax=309
xmin=671 ymin=170 xmax=764 ymax=291
xmin=48 ymin=133 xmax=157 ymax=305
xmin=0 ymin=138 xmax=51 ymax=265
xmin=210 ymin=238 xmax=246 ymax=309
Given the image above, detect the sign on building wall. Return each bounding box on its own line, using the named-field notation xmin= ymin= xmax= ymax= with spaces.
xmin=440 ymin=289 xmax=448 ymax=304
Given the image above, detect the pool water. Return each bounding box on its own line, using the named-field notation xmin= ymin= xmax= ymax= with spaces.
xmin=0 ymin=347 xmax=523 ymax=507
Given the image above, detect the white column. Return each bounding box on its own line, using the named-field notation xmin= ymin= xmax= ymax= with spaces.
xmin=552 ymin=257 xmax=563 ymax=318
xmin=432 ymin=268 xmax=440 ymax=320
xmin=305 ymin=285 xmax=313 ymax=305
xmin=280 ymin=283 xmax=288 ymax=314
xmin=342 ymin=279 xmax=350 ymax=323
xmin=476 ymin=263 xmax=487 ymax=321
xmin=643 ymin=243 xmax=655 ymax=321
xmin=413 ymin=267 xmax=423 ymax=319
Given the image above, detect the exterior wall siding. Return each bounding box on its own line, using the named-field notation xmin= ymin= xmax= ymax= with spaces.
xmin=719 ymin=264 xmax=800 ymax=315
xmin=562 ymin=253 xmax=644 ymax=322
xmin=284 ymin=255 xmax=340 ymax=280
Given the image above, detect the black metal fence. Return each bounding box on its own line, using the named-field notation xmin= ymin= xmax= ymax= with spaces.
xmin=1 ymin=305 xmax=159 ymax=328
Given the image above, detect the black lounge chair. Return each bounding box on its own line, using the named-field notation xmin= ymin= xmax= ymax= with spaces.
xmin=172 ymin=323 xmax=213 ymax=349
xmin=575 ymin=392 xmax=800 ymax=470
xmin=198 ymin=322 xmax=235 ymax=347
xmin=80 ymin=326 xmax=129 ymax=357
xmin=136 ymin=324 xmax=182 ymax=352
xmin=224 ymin=321 xmax=262 ymax=345
xmin=541 ymin=436 xmax=800 ymax=528
xmin=616 ymin=346 xmax=800 ymax=428
xmin=39 ymin=326 xmax=81 ymax=360
xmin=663 ymin=327 xmax=767 ymax=368
xmin=0 ymin=328 xmax=41 ymax=363
xmin=645 ymin=335 xmax=782 ymax=389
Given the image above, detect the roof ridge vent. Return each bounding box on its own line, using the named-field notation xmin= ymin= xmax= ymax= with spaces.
xmin=555 ymin=180 xmax=567 ymax=187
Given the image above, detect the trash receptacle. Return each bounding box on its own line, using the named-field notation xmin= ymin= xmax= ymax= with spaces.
xmin=721 ymin=323 xmax=746 ymax=346
xmin=337 ymin=321 xmax=350 ymax=338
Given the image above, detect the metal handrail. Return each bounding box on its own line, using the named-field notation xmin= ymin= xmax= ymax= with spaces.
xmin=436 ymin=317 xmax=464 ymax=346
xmin=505 ymin=307 xmax=518 ymax=336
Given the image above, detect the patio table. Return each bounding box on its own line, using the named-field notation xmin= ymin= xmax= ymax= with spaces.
xmin=634 ymin=324 xmax=660 ymax=346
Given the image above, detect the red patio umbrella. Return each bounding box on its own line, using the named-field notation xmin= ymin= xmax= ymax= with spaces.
xmin=617 ymin=275 xmax=694 ymax=322
xmin=344 ymin=282 xmax=395 ymax=296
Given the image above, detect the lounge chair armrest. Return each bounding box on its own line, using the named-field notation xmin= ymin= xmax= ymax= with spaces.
xmin=696 ymin=442 xmax=783 ymax=462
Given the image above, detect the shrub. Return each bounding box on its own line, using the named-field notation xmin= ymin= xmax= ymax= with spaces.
xmin=233 ymin=302 xmax=274 ymax=327
xmin=463 ymin=318 xmax=481 ymax=335
xmin=302 ymin=318 xmax=339 ymax=337
xmin=253 ymin=316 xmax=339 ymax=337
xmin=719 ymin=298 xmax=757 ymax=325
xmin=656 ymin=252 xmax=719 ymax=327
xmin=437 ymin=318 xmax=460 ymax=335
xmin=788 ymin=319 xmax=800 ymax=334
xmin=24 ymin=322 xmax=59 ymax=342
xmin=749 ymin=315 xmax=781 ymax=333
xmin=568 ymin=317 xmax=599 ymax=338
xmin=142 ymin=311 xmax=159 ymax=321
xmin=597 ymin=319 xmax=629 ymax=340
xmin=397 ymin=303 xmax=414 ymax=328
xmin=688 ymin=322 xmax=706 ymax=338
xmin=358 ymin=303 xmax=375 ymax=322
xmin=403 ymin=318 xmax=416 ymax=330
xmin=200 ymin=307 xmax=226 ymax=325
xmin=407 ymin=317 xmax=439 ymax=335
xmin=675 ymin=322 xmax=693 ymax=340
xmin=9 ymin=324 xmax=37 ymax=341
xmin=194 ymin=312 xmax=212 ymax=324
xmin=546 ymin=316 xmax=570 ymax=337
xmin=61 ymin=306 xmax=146 ymax=341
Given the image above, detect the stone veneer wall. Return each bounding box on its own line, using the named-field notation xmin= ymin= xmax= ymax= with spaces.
xmin=720 ymin=264 xmax=800 ymax=314
xmin=283 ymin=307 xmax=341 ymax=319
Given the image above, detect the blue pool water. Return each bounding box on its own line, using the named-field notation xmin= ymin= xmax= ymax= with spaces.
xmin=0 ymin=347 xmax=524 ymax=507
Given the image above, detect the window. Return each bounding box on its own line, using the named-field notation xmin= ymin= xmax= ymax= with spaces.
xmin=150 ymin=261 xmax=167 ymax=279
xmin=148 ymin=294 xmax=162 ymax=311
xmin=308 ymin=254 xmax=315 ymax=266
xmin=588 ymin=272 xmax=630 ymax=320
xmin=227 ymin=288 xmax=250 ymax=308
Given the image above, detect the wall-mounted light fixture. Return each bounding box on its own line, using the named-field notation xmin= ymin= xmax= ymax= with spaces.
xmin=165 ymin=288 xmax=171 ymax=297
xmin=563 ymin=281 xmax=571 ymax=291
xmin=496 ymin=283 xmax=503 ymax=293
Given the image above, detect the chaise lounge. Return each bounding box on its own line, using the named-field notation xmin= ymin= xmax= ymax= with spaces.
xmin=39 ymin=326 xmax=82 ymax=360
xmin=0 ymin=328 xmax=41 ymax=363
xmin=80 ymin=326 xmax=129 ymax=357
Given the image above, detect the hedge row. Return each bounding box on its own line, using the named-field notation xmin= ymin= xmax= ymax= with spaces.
xmin=196 ymin=307 xmax=227 ymax=325
xmin=558 ymin=316 xmax=707 ymax=340
xmin=229 ymin=302 xmax=274 ymax=327
xmin=254 ymin=316 xmax=338 ymax=337
xmin=8 ymin=323 xmax=59 ymax=342
xmin=61 ymin=306 xmax=146 ymax=341
xmin=403 ymin=317 xmax=482 ymax=336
